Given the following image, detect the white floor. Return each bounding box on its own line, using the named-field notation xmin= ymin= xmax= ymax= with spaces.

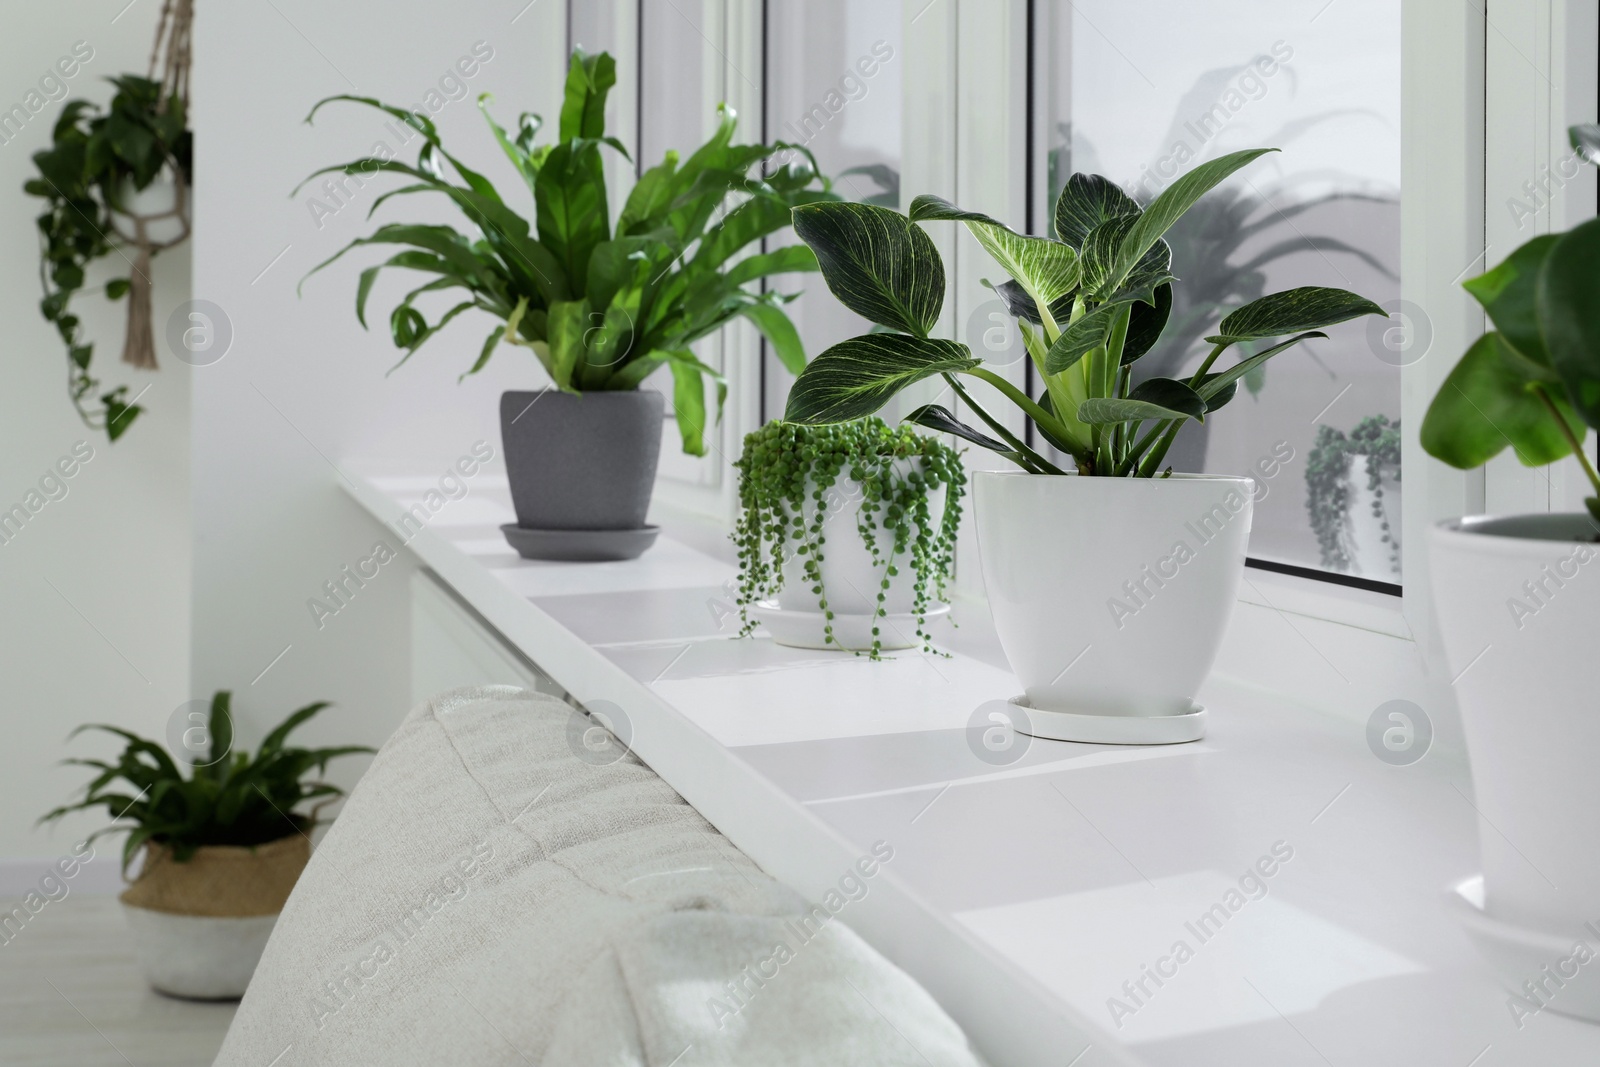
xmin=0 ymin=896 xmax=236 ymax=1067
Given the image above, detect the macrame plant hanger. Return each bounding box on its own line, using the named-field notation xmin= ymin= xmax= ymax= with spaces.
xmin=113 ymin=0 xmax=193 ymax=370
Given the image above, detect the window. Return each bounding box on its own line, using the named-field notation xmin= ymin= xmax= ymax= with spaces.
xmin=760 ymin=1 xmax=903 ymax=423
xmin=1036 ymin=0 xmax=1404 ymax=587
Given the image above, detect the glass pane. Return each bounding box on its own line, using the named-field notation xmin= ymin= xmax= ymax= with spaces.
xmin=762 ymin=0 xmax=903 ymax=422
xmin=639 ymin=1 xmax=718 ymax=482
xmin=640 ymin=2 xmax=711 ymax=169
xmin=1040 ymin=1 xmax=1403 ymax=582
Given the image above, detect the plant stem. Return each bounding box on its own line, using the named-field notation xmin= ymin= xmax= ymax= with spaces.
xmin=943 ymin=373 xmax=1065 ymax=475
xmin=1136 ymin=421 xmax=1184 ymax=478
xmin=1117 ymin=419 xmax=1169 ymax=476
xmin=1533 ymin=382 xmax=1600 ymax=497
xmin=965 ymin=366 xmax=1077 ymax=446
xmin=1186 ymin=341 xmax=1232 ymax=390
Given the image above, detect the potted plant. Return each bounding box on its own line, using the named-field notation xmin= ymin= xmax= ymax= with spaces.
xmin=1305 ymin=414 xmax=1402 ymax=579
xmin=41 ymin=692 xmax=371 ymax=999
xmin=733 ymin=417 xmax=965 ymax=658
xmin=27 ymin=61 xmax=193 ymax=440
xmin=782 ymin=149 xmax=1383 ymax=742
xmin=301 ymin=50 xmax=835 ymax=561
xmin=1421 ymin=125 xmax=1600 ymax=965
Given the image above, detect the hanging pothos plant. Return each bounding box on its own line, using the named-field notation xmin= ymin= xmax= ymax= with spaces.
xmin=26 ymin=0 xmax=194 ymax=440
xmin=733 ymin=418 xmax=965 ymax=659
xmin=1305 ymin=413 xmax=1401 ymax=573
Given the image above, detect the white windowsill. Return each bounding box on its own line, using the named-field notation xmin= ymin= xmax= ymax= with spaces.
xmin=339 ymin=465 xmax=1595 ymax=1067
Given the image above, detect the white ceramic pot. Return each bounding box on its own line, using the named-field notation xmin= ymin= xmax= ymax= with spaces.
xmin=1430 ymin=514 xmax=1600 ymax=934
xmin=1345 ymin=454 xmax=1402 ymax=580
xmin=974 ymin=472 xmax=1253 ymax=740
xmin=121 ymin=903 xmax=278 ymax=999
xmin=762 ymin=466 xmax=948 ymax=651
xmin=112 ymin=173 xmax=188 ymax=246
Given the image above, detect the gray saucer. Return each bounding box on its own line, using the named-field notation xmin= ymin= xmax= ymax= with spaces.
xmin=499 ymin=524 xmax=660 ymax=562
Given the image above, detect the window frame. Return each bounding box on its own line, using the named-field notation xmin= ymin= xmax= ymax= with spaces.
xmin=609 ymin=0 xmax=1596 ymax=653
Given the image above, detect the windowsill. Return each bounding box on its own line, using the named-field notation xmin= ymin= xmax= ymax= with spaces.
xmin=1237 ymin=563 xmax=1412 ymax=641
xmin=339 ymin=466 xmax=1596 ymax=1066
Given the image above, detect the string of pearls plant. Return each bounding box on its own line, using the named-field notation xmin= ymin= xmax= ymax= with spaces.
xmin=733 ymin=418 xmax=965 ymax=659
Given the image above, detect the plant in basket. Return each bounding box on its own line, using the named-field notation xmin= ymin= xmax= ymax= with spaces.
xmin=42 ymin=691 xmax=370 ymax=999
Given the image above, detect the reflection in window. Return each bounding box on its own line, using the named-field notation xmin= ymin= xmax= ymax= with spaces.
xmin=762 ymin=1 xmax=902 ymax=421
xmin=1039 ymin=1 xmax=1402 ymax=581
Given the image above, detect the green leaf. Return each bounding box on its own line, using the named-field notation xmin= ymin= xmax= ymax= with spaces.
xmin=105 ymin=278 xmax=130 ymax=301
xmin=791 ymin=202 xmax=945 ymax=338
xmin=1123 ymin=283 xmax=1173 ymax=364
xmin=1209 ymin=286 xmax=1388 ymax=344
xmin=1535 ymin=216 xmax=1600 ymax=427
xmin=1462 ymin=235 xmax=1558 ymax=369
xmin=586 ymin=235 xmax=672 ymax=311
xmin=559 ymin=49 xmax=616 ymax=141
xmin=258 ymin=701 xmax=330 ymax=757
xmin=546 ymin=300 xmax=591 ymax=392
xmin=461 ymin=326 xmax=504 ymax=381
xmin=1079 ymin=397 xmax=1193 ymax=425
xmin=535 ymin=141 xmax=610 ymax=289
xmin=1045 ymin=302 xmax=1120 ymax=374
xmin=477 ymin=93 xmax=538 ymax=196
xmin=1078 ymin=378 xmax=1206 ymax=425
xmin=665 ymin=350 xmax=726 ymax=456
xmin=741 ymin=303 xmax=806 ymax=375
xmin=910 ymin=195 xmax=1080 ymax=316
xmin=1570 ymin=123 xmax=1600 ymax=165
xmin=355 ymin=250 xmax=457 ymax=328
xmin=723 ymin=244 xmax=819 ymax=287
xmin=785 ymin=334 xmax=977 ymax=423
xmin=390 ymin=305 xmax=427 ymax=348
xmin=904 ymin=403 xmax=1014 ymax=455
xmin=1422 ymin=333 xmax=1587 ymax=467
xmin=617 ymin=151 xmax=681 ymax=237
xmin=200 ymin=691 xmax=233 ymax=781
xmin=1054 ymin=173 xmax=1140 ymax=249
xmin=695 ymin=191 xmax=835 ymax=274
xmin=1079 ymin=214 xmax=1140 ymax=295
xmin=1195 ymin=331 xmax=1327 ymax=402
xmin=1107 ymin=148 xmax=1277 ymax=293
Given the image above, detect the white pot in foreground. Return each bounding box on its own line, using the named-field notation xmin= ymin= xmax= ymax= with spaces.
xmin=974 ymin=472 xmax=1253 ymax=743
xmin=1430 ymin=514 xmax=1600 ymax=936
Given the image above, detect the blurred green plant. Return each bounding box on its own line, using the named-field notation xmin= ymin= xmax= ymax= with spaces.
xmin=41 ymin=692 xmax=371 ymax=873
xmin=25 ymin=75 xmax=192 ymax=440
xmin=1422 ymin=125 xmax=1600 ymax=525
xmin=299 ymin=49 xmax=838 ymax=456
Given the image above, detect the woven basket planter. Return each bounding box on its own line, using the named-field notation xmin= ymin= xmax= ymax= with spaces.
xmin=121 ymin=835 xmax=310 ymax=999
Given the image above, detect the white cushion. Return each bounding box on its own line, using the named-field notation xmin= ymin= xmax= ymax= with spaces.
xmin=215 ymin=686 xmax=985 ymax=1066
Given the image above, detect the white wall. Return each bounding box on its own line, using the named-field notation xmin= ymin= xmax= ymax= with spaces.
xmin=188 ymin=2 xmax=567 ymax=796
xmin=0 ymin=2 xmax=192 ymax=886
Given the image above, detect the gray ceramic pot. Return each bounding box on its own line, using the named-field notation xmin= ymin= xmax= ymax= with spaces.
xmin=499 ymin=390 xmax=664 ymax=531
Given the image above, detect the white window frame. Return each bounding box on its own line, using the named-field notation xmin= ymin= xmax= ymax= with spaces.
xmin=611 ymin=0 xmax=1595 ymax=703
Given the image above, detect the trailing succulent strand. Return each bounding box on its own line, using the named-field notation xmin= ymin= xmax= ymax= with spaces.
xmin=1306 ymin=414 xmax=1401 ymax=572
xmin=733 ymin=419 xmax=964 ymax=659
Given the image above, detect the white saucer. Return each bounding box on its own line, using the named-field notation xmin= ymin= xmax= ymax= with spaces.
xmin=1443 ymin=874 xmax=1600 ymax=1023
xmin=1010 ymin=695 xmax=1207 ymax=745
xmin=748 ymin=600 xmax=950 ymax=652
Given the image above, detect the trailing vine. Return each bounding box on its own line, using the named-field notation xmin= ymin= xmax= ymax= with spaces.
xmin=25 ymin=0 xmax=194 ymax=441
xmin=1306 ymin=414 xmax=1402 ymax=573
xmin=733 ymin=418 xmax=965 ymax=659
